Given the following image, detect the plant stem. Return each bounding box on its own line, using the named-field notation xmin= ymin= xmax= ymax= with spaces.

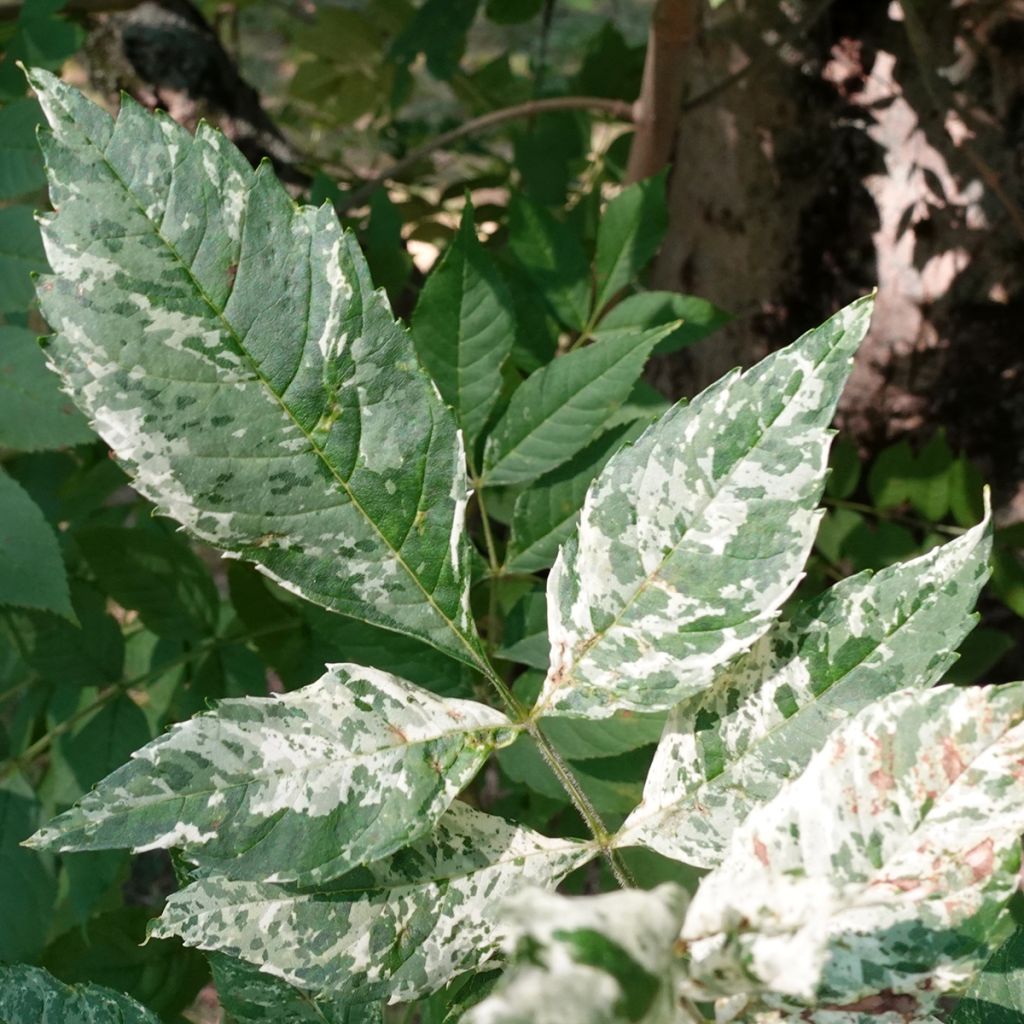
xmin=337 ymin=96 xmax=635 ymax=213
xmin=823 ymin=496 xmax=967 ymax=537
xmin=0 ymin=622 xmax=298 ymax=781
xmin=473 ymin=479 xmax=502 ymax=576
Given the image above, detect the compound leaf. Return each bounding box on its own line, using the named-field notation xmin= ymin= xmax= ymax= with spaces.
xmin=618 ymin=513 xmax=991 ymax=867
xmin=592 ymin=172 xmax=667 ymax=313
xmin=482 ymin=323 xmax=675 ymax=488
xmin=29 ymin=68 xmax=483 ymax=672
xmin=683 ymin=684 xmax=1024 ymax=1009
xmin=0 ymin=468 xmax=73 ymax=621
xmin=29 ymin=664 xmax=513 ymax=885
xmin=537 ymin=297 xmax=873 ymax=719
xmin=152 ymin=802 xmax=593 ymax=1003
xmin=412 ymin=201 xmax=514 ymax=450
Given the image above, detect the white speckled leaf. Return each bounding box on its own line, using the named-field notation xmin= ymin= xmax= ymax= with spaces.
xmin=28 ymin=69 xmax=483 ymax=671
xmin=748 ymin=1013 xmax=942 ymax=1024
xmin=538 ymin=297 xmax=873 ymax=719
xmin=152 ymin=802 xmax=593 ymax=1004
xmin=682 ymin=684 xmax=1024 ymax=1010
xmin=0 ymin=964 xmax=160 ymax=1024
xmin=618 ymin=513 xmax=991 ymax=867
xmin=28 ymin=664 xmax=513 ymax=884
xmin=464 ymin=884 xmax=690 ymax=1024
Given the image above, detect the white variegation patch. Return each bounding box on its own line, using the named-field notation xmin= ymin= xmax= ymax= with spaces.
xmin=152 ymin=803 xmax=594 ymax=1004
xmin=537 ymin=297 xmax=874 ymax=719
xmin=28 ymin=665 xmax=515 ymax=884
xmin=618 ymin=513 xmax=991 ymax=867
xmin=464 ymin=884 xmax=691 ymax=1024
xmin=681 ymin=684 xmax=1024 ymax=1012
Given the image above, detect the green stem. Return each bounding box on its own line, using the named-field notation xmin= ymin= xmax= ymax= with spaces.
xmin=823 ymin=496 xmax=966 ymax=537
xmin=0 ymin=622 xmax=298 ymax=781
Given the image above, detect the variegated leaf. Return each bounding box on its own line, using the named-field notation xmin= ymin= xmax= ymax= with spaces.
xmin=0 ymin=963 xmax=160 ymax=1024
xmin=28 ymin=664 xmax=514 ymax=884
xmin=618 ymin=513 xmax=991 ymax=867
xmin=537 ymin=296 xmax=873 ymax=719
xmin=747 ymin=1013 xmax=942 ymax=1024
xmin=152 ymin=802 xmax=593 ymax=1003
xmin=464 ymin=884 xmax=691 ymax=1024
xmin=28 ymin=68 xmax=483 ymax=671
xmin=682 ymin=684 xmax=1024 ymax=1010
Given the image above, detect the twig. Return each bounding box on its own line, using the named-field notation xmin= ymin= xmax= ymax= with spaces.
xmin=337 ymin=96 xmax=635 ymax=213
xmin=625 ymin=0 xmax=700 ymax=184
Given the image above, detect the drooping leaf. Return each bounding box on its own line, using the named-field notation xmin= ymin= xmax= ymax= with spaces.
xmin=209 ymin=952 xmax=383 ymax=1024
xmin=482 ymin=324 xmax=675 ymax=487
xmin=29 ymin=664 xmax=514 ymax=884
xmin=0 ymin=468 xmax=73 ymax=621
xmin=76 ymin=525 xmax=220 ymax=640
xmin=618 ymin=514 xmax=991 ymax=867
xmin=508 ymin=196 xmax=591 ymax=331
xmin=0 ymin=324 xmax=93 ymax=451
xmin=0 ymin=963 xmax=160 ymax=1024
xmin=29 ymin=69 xmax=484 ymax=672
xmin=537 ymin=296 xmax=873 ymax=719
xmin=595 ymin=291 xmax=731 ymax=355
xmin=463 ymin=884 xmax=690 ymax=1024
xmin=592 ymin=172 xmax=668 ymax=314
xmin=0 ymin=96 xmax=46 ymax=198
xmin=683 ymin=684 xmax=1024 ymax=1009
xmin=0 ymin=203 xmax=47 ymax=312
xmin=412 ymin=202 xmax=515 ymax=449
xmin=505 ymin=423 xmax=639 ymax=574
xmin=152 ymin=802 xmax=593 ymax=1003
xmin=950 ymin=924 xmax=1024 ymax=1023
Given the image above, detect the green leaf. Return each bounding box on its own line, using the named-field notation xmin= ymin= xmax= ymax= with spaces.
xmin=209 ymin=952 xmax=382 ymax=1024
xmin=506 ymin=423 xmax=638 ymax=574
xmin=867 ymin=439 xmax=914 ymax=508
xmin=463 ymin=885 xmax=689 ymax=1024
xmin=0 ymin=468 xmax=73 ymax=620
xmin=951 ymin=925 xmax=1024 ymax=1023
xmin=0 ymin=963 xmax=160 ymax=1024
xmin=595 ymin=290 xmax=731 ymax=355
xmin=482 ymin=324 xmax=674 ymax=487
xmin=485 ymin=0 xmax=543 ymax=23
xmin=825 ymin=437 xmax=861 ymax=499
xmin=618 ymin=514 xmax=991 ymax=868
xmin=907 ymin=431 xmax=953 ymax=521
xmin=76 ymin=525 xmax=219 ymax=639
xmin=950 ymin=455 xmax=985 ymax=528
xmin=390 ymin=0 xmax=480 ymax=79
xmin=0 ymin=323 xmax=93 ymax=450
xmin=29 ymin=664 xmax=514 ymax=884
xmin=0 ymin=96 xmax=45 ymax=198
xmin=683 ymin=683 xmax=1024 ymax=1007
xmin=412 ymin=202 xmax=515 ymax=448
xmin=537 ymin=296 xmax=873 ymax=719
xmin=944 ymin=626 xmax=1014 ymax=686
xmin=0 ymin=203 xmax=47 ymax=312
xmin=29 ymin=69 xmax=484 ymax=673
xmin=496 ymin=589 xmax=549 ymax=669
xmin=151 ymin=802 xmax=593 ymax=1003
xmin=592 ymin=173 xmax=668 ymax=313
xmin=0 ymin=772 xmax=57 ymax=963
xmin=508 ymin=196 xmax=591 ymax=330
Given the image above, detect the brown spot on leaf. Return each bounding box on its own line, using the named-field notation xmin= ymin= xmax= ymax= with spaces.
xmin=965 ymin=838 xmax=995 ymax=882
xmin=941 ymin=736 xmax=966 ymax=783
xmin=753 ymin=836 xmax=770 ymax=866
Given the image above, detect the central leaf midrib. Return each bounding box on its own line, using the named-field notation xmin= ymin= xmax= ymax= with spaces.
xmin=60 ymin=105 xmax=486 ymax=674
xmin=563 ymin=341 xmax=840 ymax=687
